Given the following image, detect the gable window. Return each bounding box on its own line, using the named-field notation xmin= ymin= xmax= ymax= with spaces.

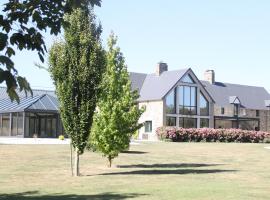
xmin=256 ymin=110 xmax=260 ymax=117
xmin=221 ymin=107 xmax=225 ymax=115
xmin=179 ymin=86 xmax=197 ymax=115
xmin=200 ymin=93 xmax=209 ymax=116
xmin=166 ymin=117 xmax=176 ymax=126
xmin=165 ymin=89 xmax=176 ymax=114
xmin=181 ymin=74 xmax=195 ymax=84
xmin=144 ymin=121 xmax=152 ymax=133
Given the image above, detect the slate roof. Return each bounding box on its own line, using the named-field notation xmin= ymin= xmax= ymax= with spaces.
xmin=0 ymin=86 xmax=56 ymax=100
xmin=129 ymin=72 xmax=147 ymax=92
xmin=0 ymin=94 xmax=59 ymax=113
xmin=201 ymin=81 xmax=270 ymax=110
xmin=130 ymin=69 xmax=189 ymax=102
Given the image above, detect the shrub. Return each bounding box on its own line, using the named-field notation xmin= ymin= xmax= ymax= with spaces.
xmin=156 ymin=127 xmax=270 ymax=143
xmin=58 ymin=135 xmax=65 ymax=140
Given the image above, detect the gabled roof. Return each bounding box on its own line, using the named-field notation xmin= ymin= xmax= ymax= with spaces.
xmin=0 ymin=86 xmax=56 ymax=100
xmin=129 ymin=72 xmax=147 ymax=92
xmin=0 ymin=94 xmax=59 ymax=113
xmin=201 ymin=81 xmax=270 ymax=110
xmin=136 ymin=69 xmax=189 ymax=101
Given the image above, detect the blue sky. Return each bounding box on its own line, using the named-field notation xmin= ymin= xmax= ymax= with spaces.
xmin=2 ymin=0 xmax=270 ymax=91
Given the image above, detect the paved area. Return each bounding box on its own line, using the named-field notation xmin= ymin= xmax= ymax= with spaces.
xmin=0 ymin=137 xmax=142 ymax=145
xmin=265 ymin=146 xmax=270 ymax=150
xmin=0 ymin=137 xmax=70 ymax=145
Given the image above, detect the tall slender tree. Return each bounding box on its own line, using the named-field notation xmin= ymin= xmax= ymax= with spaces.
xmin=49 ymin=8 xmax=105 ymax=176
xmin=90 ymin=34 xmax=144 ymax=167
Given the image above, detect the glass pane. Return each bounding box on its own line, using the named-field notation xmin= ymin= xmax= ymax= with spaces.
xmin=190 ymin=87 xmax=196 ymax=106
xmin=184 ymin=86 xmax=190 ymax=106
xmin=178 ymin=86 xmax=184 ymax=106
xmin=1 ymin=114 xmax=10 ymax=136
xmin=17 ymin=113 xmax=23 ymax=135
xmin=40 ymin=118 xmax=46 ymax=137
xmin=190 ymin=107 xmax=197 ymax=115
xmin=182 ymin=74 xmax=195 ymax=83
xmin=200 ymin=118 xmax=209 ymax=128
xmin=200 ymin=93 xmax=209 ymax=116
xmin=165 ymin=89 xmax=176 ymax=114
xmin=179 ymin=118 xmax=184 ymax=128
xmin=52 ymin=118 xmax=57 ymax=137
xmin=144 ymin=121 xmax=152 ymax=132
xmin=11 ymin=113 xmax=17 ymax=136
xmin=46 ymin=118 xmax=52 ymax=137
xmin=184 ymin=118 xmax=197 ymax=128
xmin=166 ymin=117 xmax=176 ymax=126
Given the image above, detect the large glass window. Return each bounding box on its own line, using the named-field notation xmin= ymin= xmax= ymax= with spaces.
xmin=144 ymin=121 xmax=152 ymax=132
xmin=11 ymin=113 xmax=17 ymax=136
xmin=166 ymin=117 xmax=176 ymax=126
xmin=179 ymin=86 xmax=197 ymax=115
xmin=17 ymin=113 xmax=23 ymax=135
xmin=165 ymin=89 xmax=176 ymax=114
xmin=234 ymin=104 xmax=239 ymax=116
xmin=200 ymin=93 xmax=209 ymax=116
xmin=200 ymin=118 xmax=209 ymax=128
xmin=179 ymin=117 xmax=197 ymax=128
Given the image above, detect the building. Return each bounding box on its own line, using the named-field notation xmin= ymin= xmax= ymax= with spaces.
xmin=0 ymin=63 xmax=270 ymax=139
xmin=130 ymin=63 xmax=270 ymax=140
xmin=0 ymin=88 xmax=64 ymax=138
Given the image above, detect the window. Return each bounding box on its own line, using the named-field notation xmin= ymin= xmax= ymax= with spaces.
xmin=234 ymin=104 xmax=239 ymax=116
xmin=1 ymin=113 xmax=10 ymax=136
xmin=200 ymin=118 xmax=209 ymax=128
xmin=221 ymin=107 xmax=225 ymax=115
xmin=145 ymin=121 xmax=152 ymax=132
xmin=181 ymin=74 xmax=195 ymax=84
xmin=179 ymin=117 xmax=197 ymax=128
xmin=179 ymin=86 xmax=197 ymax=115
xmin=200 ymin=93 xmax=209 ymax=116
xmin=166 ymin=117 xmax=176 ymax=126
xmin=165 ymin=89 xmax=176 ymax=114
xmin=256 ymin=110 xmax=260 ymax=117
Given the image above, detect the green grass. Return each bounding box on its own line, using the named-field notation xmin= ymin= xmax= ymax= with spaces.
xmin=0 ymin=142 xmax=270 ymax=200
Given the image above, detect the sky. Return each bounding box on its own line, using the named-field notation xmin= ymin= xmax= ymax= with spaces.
xmin=2 ymin=0 xmax=270 ymax=91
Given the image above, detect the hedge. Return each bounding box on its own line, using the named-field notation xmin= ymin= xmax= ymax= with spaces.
xmin=156 ymin=127 xmax=270 ymax=143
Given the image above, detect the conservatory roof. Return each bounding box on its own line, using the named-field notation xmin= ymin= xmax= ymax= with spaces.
xmin=0 ymin=94 xmax=59 ymax=113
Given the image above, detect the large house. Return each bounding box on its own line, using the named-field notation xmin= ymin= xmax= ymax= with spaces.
xmin=0 ymin=63 xmax=270 ymax=139
xmin=130 ymin=63 xmax=270 ymax=140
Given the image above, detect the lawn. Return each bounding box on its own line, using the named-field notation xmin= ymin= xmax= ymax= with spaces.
xmin=0 ymin=142 xmax=270 ymax=200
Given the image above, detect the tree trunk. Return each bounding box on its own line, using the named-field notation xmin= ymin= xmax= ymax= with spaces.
xmin=108 ymin=156 xmax=112 ymax=168
xmin=74 ymin=148 xmax=80 ymax=176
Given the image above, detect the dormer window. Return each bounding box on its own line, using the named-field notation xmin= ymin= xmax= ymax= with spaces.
xmin=181 ymin=74 xmax=195 ymax=84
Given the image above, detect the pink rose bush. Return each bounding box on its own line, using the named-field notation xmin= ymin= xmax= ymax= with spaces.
xmin=156 ymin=127 xmax=270 ymax=143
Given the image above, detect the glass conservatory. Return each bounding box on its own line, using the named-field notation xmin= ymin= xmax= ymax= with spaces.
xmin=0 ymin=94 xmax=64 ymax=138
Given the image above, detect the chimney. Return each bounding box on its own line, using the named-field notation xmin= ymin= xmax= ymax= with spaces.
xmin=156 ymin=62 xmax=168 ymax=76
xmin=204 ymin=70 xmax=215 ymax=84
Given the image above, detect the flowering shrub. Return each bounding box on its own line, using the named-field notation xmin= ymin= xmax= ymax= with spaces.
xmin=156 ymin=127 xmax=270 ymax=143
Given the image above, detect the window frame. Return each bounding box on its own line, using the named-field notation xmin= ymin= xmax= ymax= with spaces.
xmin=144 ymin=121 xmax=152 ymax=133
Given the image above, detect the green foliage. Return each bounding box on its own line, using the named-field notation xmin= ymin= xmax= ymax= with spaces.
xmin=90 ymin=34 xmax=144 ymax=166
xmin=0 ymin=0 xmax=101 ymax=102
xmin=49 ymin=8 xmax=105 ymax=155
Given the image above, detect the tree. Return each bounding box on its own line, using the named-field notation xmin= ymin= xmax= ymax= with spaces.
xmin=90 ymin=34 xmax=144 ymax=168
xmin=0 ymin=0 xmax=101 ymax=102
xmin=49 ymin=8 xmax=105 ymax=176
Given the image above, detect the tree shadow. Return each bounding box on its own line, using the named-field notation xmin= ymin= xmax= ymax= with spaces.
xmin=117 ymin=163 xmax=223 ymax=168
xmin=121 ymin=151 xmax=148 ymax=154
xmin=98 ymin=169 xmax=237 ymax=176
xmin=0 ymin=191 xmax=147 ymax=200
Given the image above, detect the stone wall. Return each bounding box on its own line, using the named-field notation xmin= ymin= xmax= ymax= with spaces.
xmin=138 ymin=100 xmax=164 ymax=140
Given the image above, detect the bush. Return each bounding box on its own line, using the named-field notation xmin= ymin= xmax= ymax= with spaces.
xmin=156 ymin=127 xmax=270 ymax=143
xmin=58 ymin=135 xmax=65 ymax=140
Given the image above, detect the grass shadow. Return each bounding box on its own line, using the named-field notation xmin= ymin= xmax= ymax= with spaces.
xmin=117 ymin=163 xmax=223 ymax=168
xmin=98 ymin=169 xmax=237 ymax=176
xmin=0 ymin=191 xmax=147 ymax=200
xmin=120 ymin=151 xmax=148 ymax=154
